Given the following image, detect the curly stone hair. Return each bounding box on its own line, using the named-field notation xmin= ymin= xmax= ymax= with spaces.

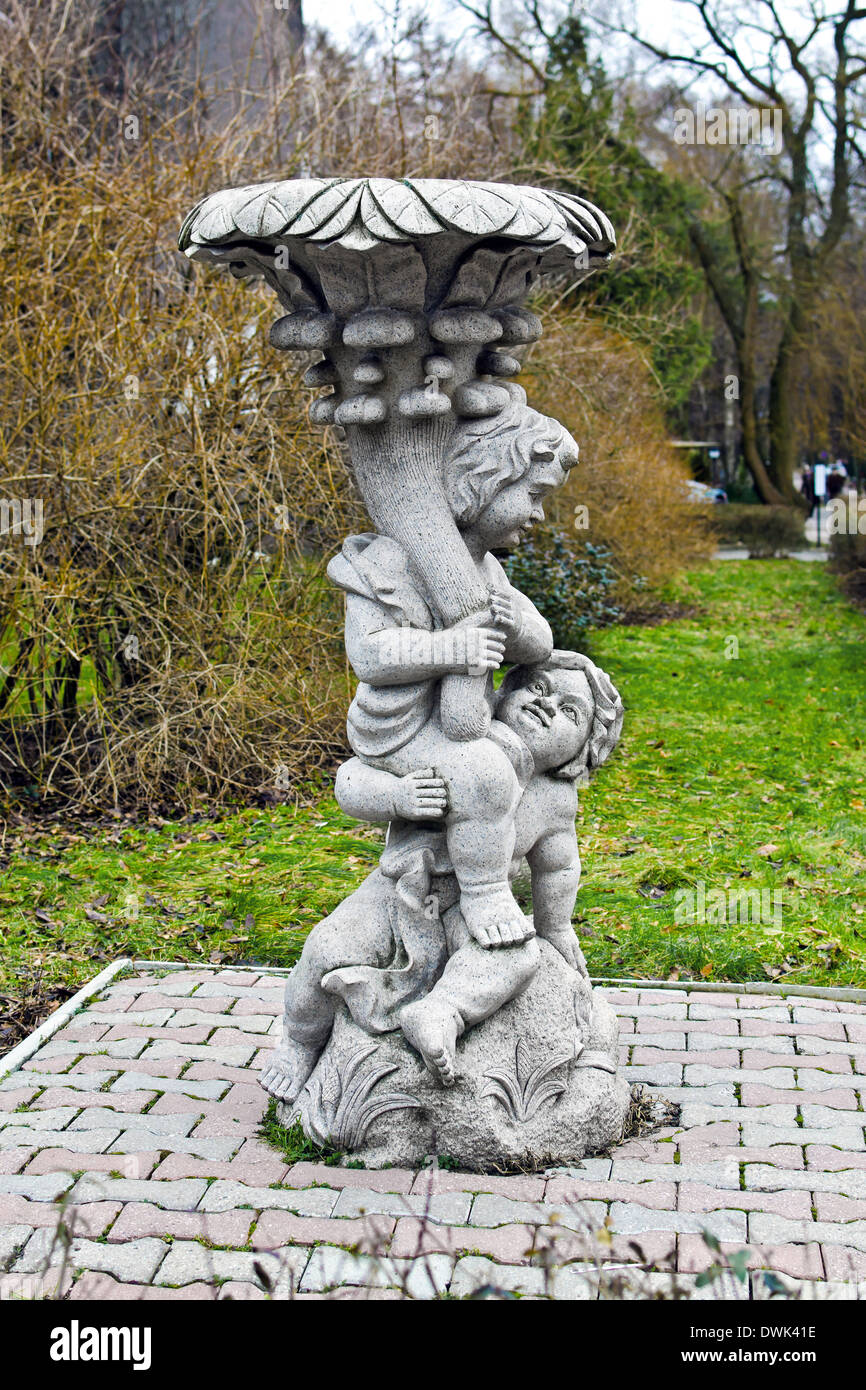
xmin=497 ymin=648 xmax=624 ymax=781
xmin=445 ymin=384 xmax=579 ymax=527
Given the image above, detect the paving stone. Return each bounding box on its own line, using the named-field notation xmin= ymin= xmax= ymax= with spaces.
xmin=647 ymin=1084 xmax=736 ymax=1107
xmin=148 ymin=1092 xmax=261 ymax=1123
xmin=750 ymin=1212 xmax=866 ymax=1253
xmin=149 ymin=1151 xmax=287 ymax=1183
xmin=409 ymin=1167 xmax=546 ymax=1201
xmin=745 ymin=1166 xmax=866 ymax=1197
xmin=630 ymin=1049 xmax=699 ymax=1066
xmin=743 ymin=1017 xmax=847 ymax=1040
xmin=545 ymin=1178 xmax=676 ymax=1210
xmin=814 ymin=1192 xmax=866 ymax=1222
xmin=0 ymin=1067 xmax=113 ymax=1089
xmin=108 ymin=1203 xmax=254 ymax=1244
xmin=795 ymin=1065 xmax=863 ymax=1087
xmin=110 ymin=1072 xmax=229 ymax=1100
xmin=742 ymin=1085 xmax=859 ymax=1109
xmin=285 ymin=1162 xmax=415 ymax=1193
xmin=50 ymin=1023 xmax=110 ymax=1044
xmin=796 ymin=1036 xmax=862 ymax=1056
xmin=623 ymin=1064 xmax=684 ymax=1086
xmin=332 ymin=1187 xmax=473 ymax=1224
xmin=68 ymin=1272 xmax=218 ymax=1301
xmin=609 ymin=1203 xmax=747 ymax=1241
xmin=613 ymin=1004 xmax=688 ymax=1020
xmin=684 ymin=1066 xmax=796 ymax=1088
xmin=183 ymin=1061 xmax=261 ymax=1085
xmin=140 ymin=1041 xmax=256 ymax=1066
xmin=0 ymin=1225 xmax=32 ymax=1271
xmin=198 ymin=1179 xmax=339 ymax=1217
xmin=546 ymin=1158 xmax=612 ymax=1180
xmin=800 ymin=1106 xmax=866 ymax=1131
xmin=0 ymin=1108 xmax=78 ymax=1131
xmin=155 ymin=1241 xmax=308 ymax=1293
xmin=190 ymin=1115 xmax=260 ymax=1140
xmin=678 ymin=1103 xmax=795 ymax=1128
xmin=252 ymin=1209 xmax=394 ymax=1252
xmin=845 ymin=1020 xmax=866 ymax=1044
xmin=626 ymin=1032 xmax=685 ymax=1050
xmin=32 ymin=1088 xmax=157 ymax=1113
xmin=678 ymin=1233 xmax=824 ymax=1280
xmin=0 ymin=1089 xmax=38 ymax=1109
xmin=70 ymin=1056 xmax=184 ymax=1080
xmin=677 ymin=1124 xmax=742 ymax=1151
xmin=695 ymin=1034 xmax=795 ymax=1054
xmin=101 ymin=1025 xmax=216 ymax=1045
xmin=35 ymin=1039 xmax=148 ymax=1060
xmin=109 ymin=1132 xmax=241 ymax=1162
xmin=192 ymin=981 xmax=284 ymax=1002
xmin=231 ymin=996 xmax=283 ymax=1016
xmin=678 ymin=1183 xmax=812 ymax=1220
xmin=449 ymin=1255 xmax=570 ymax=1299
xmin=137 ymin=993 xmax=229 ymax=1014
xmin=688 ymin=1003 xmax=789 ymax=1022
xmin=25 ymin=1149 xmax=160 ymax=1179
xmin=792 ymin=1005 xmax=842 ymax=1022
xmin=68 ymin=1175 xmax=208 ymax=1210
xmin=0 ymin=1149 xmax=33 ymax=1174
xmin=69 ymin=1109 xmax=197 ymax=1137
xmin=610 ymin=1158 xmax=740 ymax=1187
xmin=0 ymin=1173 xmax=75 ymax=1200
xmin=170 ymin=1010 xmax=272 ymax=1033
xmin=821 ymin=1245 xmax=866 ymax=1280
xmin=79 ymin=1010 xmax=176 ymax=1028
xmin=69 ymin=1236 xmax=169 ymax=1282
xmin=740 ymin=1123 xmax=864 ymax=1147
xmin=751 ymin=1272 xmax=862 ymax=1300
xmin=807 ymin=1146 xmax=866 ymax=1171
xmin=110 ymin=975 xmax=207 ymax=997
xmin=0 ymin=1127 xmax=121 ymax=1155
xmin=737 ymin=994 xmax=793 ymax=1009
xmin=644 ymin=1017 xmax=740 ymax=1036
xmin=212 ymin=970 xmax=263 ymax=986
xmin=20 ymin=1055 xmax=80 ymax=1074
xmin=299 ymin=1245 xmax=451 ymax=1298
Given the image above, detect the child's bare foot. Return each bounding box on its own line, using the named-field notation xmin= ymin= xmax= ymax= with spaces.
xmin=400 ymin=997 xmax=460 ymax=1087
xmin=260 ymin=1036 xmax=322 ymax=1104
xmin=460 ymin=884 xmax=535 ymax=948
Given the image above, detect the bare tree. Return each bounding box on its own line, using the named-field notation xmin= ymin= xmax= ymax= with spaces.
xmin=457 ymin=0 xmax=866 ymax=504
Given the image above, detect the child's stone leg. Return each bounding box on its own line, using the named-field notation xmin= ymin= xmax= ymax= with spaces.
xmin=435 ymin=739 xmax=528 ymax=947
xmin=261 ymin=877 xmax=393 ymax=1104
xmin=401 ymin=930 xmax=540 ymax=1086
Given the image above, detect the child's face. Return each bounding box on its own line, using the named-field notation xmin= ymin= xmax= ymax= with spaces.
xmin=471 ymin=453 xmax=568 ymax=550
xmin=497 ymin=666 xmax=593 ymax=772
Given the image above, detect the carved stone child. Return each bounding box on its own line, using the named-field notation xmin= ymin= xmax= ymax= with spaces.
xmin=260 ymin=651 xmax=623 ymax=1099
xmin=328 ymin=389 xmax=579 ymax=955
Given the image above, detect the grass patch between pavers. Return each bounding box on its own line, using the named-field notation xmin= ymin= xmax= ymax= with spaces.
xmin=1 ymin=559 xmax=864 ymax=1042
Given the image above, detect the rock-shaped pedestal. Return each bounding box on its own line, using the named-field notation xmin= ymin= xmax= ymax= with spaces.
xmin=278 ymin=944 xmax=629 ymax=1170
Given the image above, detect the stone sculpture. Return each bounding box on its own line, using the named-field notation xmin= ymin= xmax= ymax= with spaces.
xmin=180 ymin=177 xmax=631 ymax=1167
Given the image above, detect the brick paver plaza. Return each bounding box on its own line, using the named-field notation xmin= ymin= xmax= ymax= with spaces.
xmin=1 ymin=965 xmax=865 ymax=1300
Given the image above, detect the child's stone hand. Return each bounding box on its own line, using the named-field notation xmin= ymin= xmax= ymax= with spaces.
xmin=489 ymin=590 xmax=519 ymax=635
xmin=542 ymin=925 xmax=589 ymax=977
xmin=462 ymin=625 xmax=506 ymax=673
xmin=392 ymin=767 xmax=448 ymax=821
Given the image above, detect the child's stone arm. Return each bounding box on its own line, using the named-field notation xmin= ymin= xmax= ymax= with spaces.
xmin=336 ymin=757 xmax=448 ymax=824
xmin=526 ymin=827 xmax=586 ymax=973
xmin=345 ymin=594 xmax=504 ymax=685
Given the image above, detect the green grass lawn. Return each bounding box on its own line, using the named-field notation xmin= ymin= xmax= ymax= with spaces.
xmin=1 ymin=559 xmax=864 ymax=1037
